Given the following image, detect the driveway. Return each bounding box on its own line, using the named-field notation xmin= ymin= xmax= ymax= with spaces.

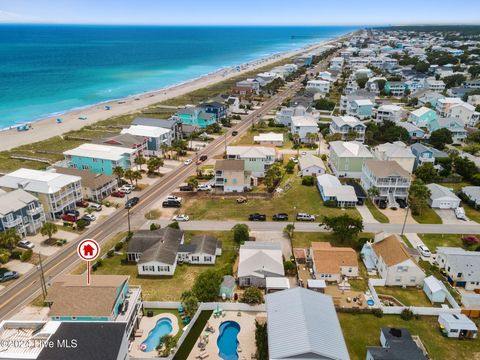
xmin=380 ymin=208 xmax=417 ymax=224
xmin=249 ymin=231 xmax=292 ymax=258
xmin=434 ymin=209 xmax=476 ymax=225
xmin=356 ymin=205 xmax=378 ymax=223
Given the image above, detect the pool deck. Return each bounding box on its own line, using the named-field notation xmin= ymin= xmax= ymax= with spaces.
xmin=130 ymin=313 xmax=180 ymax=358
xmin=187 ymin=310 xmax=264 ymax=360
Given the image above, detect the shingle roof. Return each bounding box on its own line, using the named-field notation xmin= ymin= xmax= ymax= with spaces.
xmin=427 ymin=183 xmax=460 ymax=201
xmin=363 ymin=159 xmax=410 ymax=178
xmin=238 ymin=241 xmax=284 ymax=278
xmin=128 ymin=228 xmax=184 ymax=265
xmin=311 ymin=242 xmax=358 ymax=274
xmin=0 ymin=189 xmax=38 ymax=216
xmin=367 ymin=327 xmax=427 ymax=360
xmin=215 ymin=159 xmax=245 ymax=171
xmin=298 ymin=154 xmax=326 ymax=170
xmin=132 ymin=117 xmax=178 ymax=129
xmin=53 ymin=167 xmax=116 ymax=190
xmin=329 ymin=141 xmax=373 ymax=158
xmin=189 ymin=234 xmax=220 ymax=256
xmin=372 ymin=234 xmax=413 ymax=267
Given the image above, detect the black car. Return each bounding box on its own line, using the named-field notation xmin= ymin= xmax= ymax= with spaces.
xmin=248 ymin=213 xmax=266 ymax=221
xmin=65 ymin=209 xmax=80 ymax=217
xmin=232 ymin=130 xmax=238 ymax=136
xmin=199 ymin=155 xmax=208 ymax=162
xmin=378 ymin=200 xmax=387 ymax=209
xmin=0 ymin=271 xmax=19 ymax=283
xmin=125 ymin=197 xmax=139 ymax=209
xmin=162 ymin=200 xmax=181 ymax=208
xmin=396 ymin=198 xmax=407 ymax=208
xmin=272 ymin=213 xmax=289 ymax=221
xmin=179 ymin=185 xmax=194 ymax=192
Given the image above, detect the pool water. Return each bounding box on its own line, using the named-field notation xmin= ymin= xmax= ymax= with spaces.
xmin=217 ymin=321 xmax=240 ymax=360
xmin=141 ymin=317 xmax=173 ymax=352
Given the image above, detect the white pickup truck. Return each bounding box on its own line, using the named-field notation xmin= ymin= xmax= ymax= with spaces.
xmin=455 ymin=207 xmax=467 ymax=220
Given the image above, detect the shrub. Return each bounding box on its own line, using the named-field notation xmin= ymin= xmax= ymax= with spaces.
xmin=91 ymin=263 xmax=98 ymax=271
xmin=232 ymin=224 xmax=250 ymax=244
xmin=10 ymin=249 xmax=22 ymax=260
xmin=240 ymin=287 xmax=264 ymax=305
xmin=167 ymin=221 xmax=180 ymax=230
xmin=0 ymin=251 xmax=10 ymax=264
xmin=76 ymin=219 xmax=89 ymax=231
xmin=301 ymin=176 xmax=315 ymax=186
xmin=400 ymin=308 xmax=414 ymax=321
xmin=283 ymin=260 xmax=296 ymax=275
xmin=147 ymin=310 xmax=154 ymax=317
xmin=107 ymin=250 xmax=115 ymax=258
xmin=20 ymin=249 xmax=33 ymax=262
xmin=372 ymin=308 xmax=383 ymax=318
xmin=150 ymin=223 xmax=161 ymax=231
xmin=463 ymin=235 xmax=480 ymax=247
xmin=96 ymin=259 xmax=103 ymax=267
xmin=324 ymin=199 xmax=337 ymax=207
xmin=114 ymin=242 xmax=123 ymax=251
xmin=321 ymin=154 xmax=327 ymax=161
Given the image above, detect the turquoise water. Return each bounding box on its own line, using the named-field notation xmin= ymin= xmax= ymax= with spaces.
xmin=217 ymin=320 xmax=240 ymax=360
xmin=0 ymin=25 xmax=357 ymax=128
xmin=141 ymin=317 xmax=173 ymax=352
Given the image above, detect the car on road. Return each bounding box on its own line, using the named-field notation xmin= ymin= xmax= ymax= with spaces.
xmin=61 ymin=214 xmax=77 ymax=222
xmin=296 ymin=213 xmax=315 ymax=221
xmin=89 ymin=203 xmax=102 ymax=211
xmin=172 ymin=214 xmax=190 ymax=222
xmin=0 ymin=271 xmax=19 ymax=283
xmin=125 ymin=197 xmax=139 ymax=209
xmin=272 ymin=213 xmax=289 ymax=221
xmin=65 ymin=209 xmax=80 ymax=217
xmin=199 ymin=155 xmax=208 ymax=162
xmin=179 ymin=185 xmax=194 ymax=191
xmin=184 ymin=159 xmax=193 ymax=165
xmin=197 ymin=184 xmax=211 ymax=192
xmin=162 ymin=200 xmax=181 ymax=208
xmin=417 ymin=245 xmax=432 ymax=258
xmin=232 ymin=130 xmax=238 ymax=136
xmin=76 ymin=200 xmax=89 ymax=208
xmin=248 ymin=213 xmax=266 ymax=221
xmin=119 ymin=185 xmax=132 ymax=194
xmin=236 ymin=196 xmax=247 ymax=204
xmin=112 ymin=191 xmax=126 ymax=198
xmin=82 ymin=214 xmax=96 ymax=222
xmin=301 ymin=151 xmax=307 ymax=155
xmin=166 ymin=195 xmax=182 ymax=203
xmin=17 ymin=240 xmax=35 ymax=249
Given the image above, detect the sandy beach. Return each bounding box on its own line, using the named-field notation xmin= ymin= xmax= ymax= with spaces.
xmin=0 ymin=34 xmax=348 ymax=152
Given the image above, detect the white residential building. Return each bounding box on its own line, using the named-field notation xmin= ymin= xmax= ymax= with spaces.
xmin=121 ymin=124 xmax=172 ymax=156
xmin=306 ymin=80 xmax=331 ymax=94
xmin=298 ymin=154 xmax=326 ymax=177
xmin=253 ymin=132 xmax=284 ymax=146
xmin=275 ymin=106 xmax=307 ymax=127
xmin=424 ymin=77 xmax=446 ymax=92
xmin=290 ymin=116 xmax=319 ymax=143
xmin=375 ymin=104 xmax=404 ymax=123
xmin=226 ymin=146 xmax=278 ymax=177
xmin=427 ymin=183 xmax=461 ymax=209
xmin=330 ymin=57 xmax=344 ymax=70
xmin=373 ymin=141 xmax=415 ymax=174
xmin=437 ymin=247 xmax=480 ymax=291
xmin=329 ymin=116 xmax=366 ymax=142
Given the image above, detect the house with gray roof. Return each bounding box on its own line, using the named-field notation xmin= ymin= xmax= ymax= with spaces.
xmin=426 ymin=183 xmax=461 ymax=209
xmin=178 ymin=234 xmax=222 ymax=265
xmin=366 ymin=327 xmax=427 ymax=360
xmin=461 ymin=186 xmax=480 ymax=207
xmin=127 ymin=228 xmax=184 ymax=276
xmin=132 ymin=116 xmax=182 ymax=141
xmin=410 ymin=143 xmax=448 ymax=169
xmin=298 ymin=154 xmax=326 ymax=177
xmin=437 ymin=247 xmax=480 ymax=291
xmin=266 ymin=287 xmax=350 ymax=360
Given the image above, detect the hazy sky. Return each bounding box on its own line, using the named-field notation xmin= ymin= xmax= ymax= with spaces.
xmin=0 ymin=0 xmax=479 ymax=25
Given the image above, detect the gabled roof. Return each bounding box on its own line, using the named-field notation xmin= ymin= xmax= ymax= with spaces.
xmin=374 ymin=142 xmax=415 ymax=159
xmin=127 ymin=228 xmax=184 ymax=265
xmin=266 ymin=288 xmax=350 ymax=360
xmin=311 ymin=242 xmax=358 ymax=274
xmin=0 ymin=189 xmax=39 ymax=216
xmin=132 ymin=116 xmax=178 ymax=129
xmin=439 ymin=313 xmax=478 ymax=331
xmin=253 ymin=132 xmax=284 ymax=142
xmin=227 ymin=145 xmax=276 ymax=158
xmin=367 ymin=328 xmax=427 ymax=360
xmin=95 ymin=133 xmax=145 ymax=148
xmin=215 ymin=159 xmax=245 ymax=172
xmin=0 ymin=168 xmax=81 ymax=194
xmin=371 ymin=234 xmax=414 ymax=267
xmin=363 ymin=160 xmax=410 ymax=178
xmin=121 ymin=124 xmax=171 ymax=138
xmin=410 ymin=143 xmax=448 ymax=158
xmin=238 ymin=241 xmax=284 ymax=278
xmin=427 ymin=183 xmax=460 ymax=201
xmin=291 ymin=115 xmax=318 ymax=127
xmin=64 ymin=143 xmax=137 ymax=161
xmin=298 ymin=154 xmax=326 ymax=170
xmin=329 ymin=141 xmax=373 ymax=158
xmin=423 ymin=275 xmax=446 ymax=294
xmin=188 ymin=234 xmax=220 ymax=256
xmin=410 ymin=106 xmax=435 ymax=117
xmin=53 ymin=167 xmax=116 ymax=190
xmin=332 ymin=116 xmax=365 ymax=128
xmin=462 ymin=186 xmax=480 ymax=202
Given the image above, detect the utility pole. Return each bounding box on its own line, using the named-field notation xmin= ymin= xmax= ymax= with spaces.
xmin=126 ymin=195 xmax=131 ymax=234
xmin=38 ymin=252 xmax=47 ymax=300
xmin=400 ymin=205 xmax=409 ymax=237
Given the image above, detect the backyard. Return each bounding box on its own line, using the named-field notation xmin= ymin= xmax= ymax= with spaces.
xmin=339 ymin=313 xmax=480 ymax=360
xmin=375 ymin=286 xmax=438 ymax=307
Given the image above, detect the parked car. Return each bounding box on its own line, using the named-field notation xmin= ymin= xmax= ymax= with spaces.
xmin=166 ymin=195 xmax=182 ymax=202
xmin=76 ymin=200 xmax=89 ymax=208
xmin=199 ymin=155 xmax=208 ymax=162
xmin=82 ymin=214 xmax=96 ymax=222
xmin=232 ymin=130 xmax=238 ymax=136
xmin=0 ymin=271 xmax=19 ymax=283
xmin=197 ymin=184 xmax=211 ymax=192
xmin=272 ymin=213 xmax=289 ymax=221
xmin=61 ymin=214 xmax=77 ymax=222
xmin=184 ymin=159 xmax=193 ymax=165
xmin=377 ymin=200 xmax=387 ymax=209
xmin=455 ymin=207 xmax=467 ymax=220
xmin=179 ymin=185 xmax=194 ymax=191
xmin=172 ymin=214 xmax=190 ymax=222
xmin=417 ymin=245 xmax=432 ymax=258
xmin=289 ymin=156 xmax=298 ymax=164
xmin=162 ymin=200 xmax=181 ymax=208
xmin=125 ymin=197 xmax=139 ymax=209
xmin=89 ymin=203 xmax=103 ymax=211
xmin=248 ymin=213 xmax=266 ymax=221
xmin=396 ymin=198 xmax=407 ymax=208
xmin=296 ymin=213 xmax=315 ymax=221
xmin=112 ymin=191 xmax=126 ymax=198
xmin=236 ymin=196 xmax=247 ymax=204
xmin=65 ymin=209 xmax=80 ymax=217
xmin=17 ymin=240 xmax=34 ymax=249
xmin=122 ymin=184 xmax=135 ymax=191
xmin=119 ymin=185 xmax=132 ymax=194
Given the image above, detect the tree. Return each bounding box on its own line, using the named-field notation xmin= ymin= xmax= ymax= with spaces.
xmin=124 ymin=169 xmax=135 ymax=186
xmin=147 ymin=156 xmax=164 ymax=174
xmin=112 ymin=166 xmax=124 ymax=184
xmin=367 ymin=186 xmax=380 ymax=199
xmin=40 ymin=222 xmax=58 ymax=241
xmin=187 ymin=176 xmax=199 ymax=189
xmin=167 ymin=221 xmax=180 ymax=229
xmin=408 ymin=180 xmax=431 ymax=216
xmin=232 ymin=224 xmax=249 ymax=244
xmin=0 ymin=228 xmax=21 ymax=249
xmin=313 ymin=98 xmax=336 ymax=111
xmin=443 ymin=74 xmax=467 ymax=89
xmin=466 ymin=131 xmax=480 ymax=144
xmin=181 ymin=290 xmax=199 ymax=316
xmin=283 ymin=260 xmax=296 ymax=275
xmin=356 ymin=77 xmax=368 ymax=89
xmin=191 ymin=269 xmax=222 ymax=302
xmin=283 ymin=224 xmax=295 ymax=239
xmin=429 ymin=128 xmax=453 ymax=150
xmin=345 ymin=130 xmax=358 ymax=141
xmin=306 ymin=132 xmax=319 ymax=146
xmin=255 ymin=321 xmax=269 ymax=360
xmin=414 ymin=163 xmax=437 ymax=183
xmin=131 ymin=170 xmax=142 ymax=185
xmin=320 ymin=214 xmax=364 ymax=243
xmin=134 ymin=154 xmax=146 ymax=171
xmin=414 ymin=61 xmax=429 ymax=73
xmin=285 ymin=160 xmax=295 ymax=174
xmin=240 ymin=287 xmax=264 ymax=305
xmin=157 ymin=335 xmax=177 ymax=357
xmin=264 ymin=163 xmax=283 ymax=192
xmin=301 ymin=176 xmax=315 ymax=186
xmin=454 ymin=156 xmax=479 ymax=180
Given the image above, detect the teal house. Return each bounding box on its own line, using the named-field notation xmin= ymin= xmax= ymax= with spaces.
xmin=427 ymin=117 xmax=467 ymax=144
xmin=409 ymin=107 xmax=437 ymax=127
xmin=177 ymin=107 xmax=216 ymax=128
xmin=384 ymin=81 xmax=407 ymax=96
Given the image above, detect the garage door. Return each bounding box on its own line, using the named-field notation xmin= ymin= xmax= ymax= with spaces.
xmin=439 ymin=201 xmax=452 ymax=209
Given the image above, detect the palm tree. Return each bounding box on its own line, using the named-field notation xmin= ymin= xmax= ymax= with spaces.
xmin=147 ymin=156 xmax=164 ymax=174
xmin=160 ymin=144 xmax=170 ymax=159
xmin=40 ymin=222 xmax=58 ymax=241
xmin=132 ymin=170 xmax=142 ymax=186
xmin=0 ymin=228 xmax=21 ymax=249
xmin=134 ymin=154 xmax=146 ymax=171
xmin=367 ymin=186 xmax=380 ymax=200
xmin=306 ymin=132 xmax=319 ymax=148
xmin=124 ymin=169 xmax=135 ymax=186
xmin=112 ymin=166 xmax=124 ymax=185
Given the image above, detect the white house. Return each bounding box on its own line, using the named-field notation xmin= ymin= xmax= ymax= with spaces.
xmin=373 ymin=141 xmax=415 ymax=174
xmin=330 ymin=57 xmax=344 ymax=70
xmin=423 ymin=275 xmax=447 ymax=303
xmin=361 ymin=234 xmax=425 ymax=286
xmin=275 ymin=105 xmax=307 ymax=127
xmin=253 ymin=132 xmax=284 ymax=146
xmin=436 ymin=247 xmax=480 ymax=291
xmin=290 ymin=116 xmax=318 ymax=143
xmin=121 ymin=124 xmax=172 ymax=156
xmin=226 ymin=146 xmax=278 ymax=178
xmin=316 ymin=174 xmax=358 ymax=207
xmin=306 ymin=80 xmax=330 ymax=94
xmin=178 ymin=234 xmax=222 ymax=265
xmin=438 ymin=313 xmax=478 ymax=339
xmin=298 ymin=154 xmax=326 ymax=177
xmin=461 ymin=186 xmax=480 ymax=207
xmin=426 ymin=183 xmax=461 ymax=209
xmin=375 ymin=104 xmax=403 ymax=123
xmin=329 ymin=116 xmax=366 ymax=142
xmin=424 ymin=77 xmax=446 ymax=92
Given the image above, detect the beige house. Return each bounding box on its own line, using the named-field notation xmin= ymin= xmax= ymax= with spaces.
xmin=310 ymin=242 xmax=358 ymax=283
xmin=214 ymin=159 xmax=252 ymax=192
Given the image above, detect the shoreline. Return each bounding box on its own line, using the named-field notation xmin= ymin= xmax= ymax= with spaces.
xmin=0 ymin=31 xmax=353 ymax=151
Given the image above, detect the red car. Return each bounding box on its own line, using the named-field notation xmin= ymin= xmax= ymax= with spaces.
xmin=76 ymin=200 xmax=89 ymax=208
xmin=111 ymin=191 xmax=126 ymax=198
xmin=61 ymin=214 xmax=77 ymax=222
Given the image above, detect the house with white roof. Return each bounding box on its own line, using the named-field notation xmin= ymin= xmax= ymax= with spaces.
xmin=226 ymin=146 xmax=278 ymax=178
xmin=436 ymin=247 xmax=480 ymax=291
xmin=329 ymin=141 xmax=374 ymax=179
xmin=438 ymin=313 xmax=478 ymax=339
xmin=436 ymin=97 xmax=465 ymax=117
xmin=424 ymin=77 xmax=446 ymax=92
xmin=121 ymin=124 xmax=172 ymax=156
xmin=398 ymin=122 xmax=425 ymax=139
xmin=461 ymin=186 xmax=480 ymax=207
xmin=306 ymin=80 xmax=330 ymax=95
xmin=329 ymin=116 xmax=366 ymax=142
xmin=316 ymin=174 xmax=358 ymax=207
xmin=423 ymin=275 xmax=447 ymax=303
xmin=427 ymin=117 xmax=467 ymax=144
xmin=266 ymin=288 xmax=350 ymax=360
xmin=448 ymin=102 xmax=480 ymax=127
xmin=409 ymin=106 xmax=437 ymax=127
xmin=63 ymin=143 xmax=138 ymax=175
xmin=330 ymin=57 xmax=344 ymax=70
xmin=426 ymin=183 xmax=461 ymax=209
xmin=290 ymin=116 xmax=318 ymax=143
xmin=238 ymin=241 xmax=284 ymax=288
xmin=253 ymin=132 xmax=284 ymax=146
xmin=0 ymin=169 xmax=82 ymax=220
xmin=373 ymin=141 xmax=415 ymax=174
xmin=298 ymin=154 xmax=326 ymax=177
xmin=375 ymin=104 xmax=404 ymax=123
xmin=274 ymin=105 xmax=307 ymax=127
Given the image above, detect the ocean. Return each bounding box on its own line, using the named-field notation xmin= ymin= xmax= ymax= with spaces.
xmin=0 ymin=25 xmax=357 ymax=128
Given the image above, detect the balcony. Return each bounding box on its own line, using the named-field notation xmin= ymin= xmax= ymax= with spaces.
xmin=117 ymin=286 xmax=142 ymax=336
xmin=27 ymin=207 xmax=43 ymax=216
xmin=3 ymin=216 xmax=23 ymax=228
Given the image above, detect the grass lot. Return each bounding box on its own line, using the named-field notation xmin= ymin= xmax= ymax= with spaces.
xmin=232 ymin=127 xmax=290 ymax=147
xmin=464 ymin=205 xmax=480 ymax=223
xmin=365 ymin=199 xmax=389 ymax=223
xmin=339 ymin=313 xmax=480 ymax=360
xmin=419 ymin=260 xmax=462 ymax=304
xmin=180 ymin=176 xmax=360 ymax=221
xmin=375 ymin=286 xmax=436 ymax=307
xmin=75 ymin=231 xmax=237 ymax=301
xmin=418 ymin=233 xmax=478 ymax=251
xmin=411 ymin=207 xmax=442 ymax=224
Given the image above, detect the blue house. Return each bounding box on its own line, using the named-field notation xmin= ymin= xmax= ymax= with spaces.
xmin=177 ymin=107 xmax=216 ymax=128
xmin=428 ymin=117 xmax=468 ymax=144
xmin=398 ymin=122 xmax=426 ymax=140
xmin=410 ymin=142 xmax=448 ymax=169
xmin=199 ymin=101 xmax=227 ymax=121
xmin=0 ymin=189 xmax=45 ymax=237
xmin=121 ymin=125 xmax=173 ymax=156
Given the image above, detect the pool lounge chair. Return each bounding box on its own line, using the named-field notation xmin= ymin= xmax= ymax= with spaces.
xmin=197 ymin=353 xmax=209 ymax=359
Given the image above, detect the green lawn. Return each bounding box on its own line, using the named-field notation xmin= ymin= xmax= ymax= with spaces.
xmin=338 ymin=313 xmax=480 ymax=360
xmin=365 ymin=199 xmax=389 ymax=223
xmin=419 ymin=260 xmax=462 ymax=304
xmin=464 ymin=205 xmax=480 ymax=223
xmin=419 ymin=233 xmax=477 ymax=251
xmin=180 ymin=176 xmax=360 ymax=221
xmin=76 ymin=231 xmax=237 ymax=301
xmin=291 ymin=231 xmax=373 ymax=249
xmin=411 ymin=207 xmax=442 ymax=224
xmin=232 ymin=127 xmax=290 ymax=147
xmin=375 ymin=286 xmax=436 ymax=307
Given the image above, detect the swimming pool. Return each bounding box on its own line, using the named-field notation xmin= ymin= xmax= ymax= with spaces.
xmin=141 ymin=317 xmax=173 ymax=352
xmin=217 ymin=320 xmax=240 ymax=360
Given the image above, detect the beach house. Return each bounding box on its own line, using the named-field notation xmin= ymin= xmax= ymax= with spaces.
xmin=0 ymin=169 xmax=82 ymax=220
xmin=310 ymin=242 xmax=358 ymax=282
xmin=290 ymin=116 xmax=319 ymax=143
xmin=427 ymin=183 xmax=461 ymax=209
xmin=306 ymin=80 xmax=330 ymax=95
xmin=132 ymin=116 xmax=182 ymax=141
xmin=385 ymin=81 xmax=407 ymax=96
xmin=275 ymin=105 xmax=307 ymax=127
xmin=329 ymin=116 xmax=366 ymax=142
xmin=398 ymin=122 xmax=425 ymax=139
xmin=375 ymin=104 xmax=404 ymax=123
xmin=0 ymin=189 xmax=46 ymax=237
xmin=298 ymin=154 xmax=326 ymax=177
xmin=177 ymin=234 xmax=222 ymax=265
xmin=121 ymin=124 xmax=172 ymax=156
xmin=409 ymin=106 xmax=437 ymax=127
xmin=373 ymin=141 xmax=415 ymax=174
xmin=253 ymin=132 xmax=284 ymax=146
xmin=199 ymin=101 xmax=227 ymax=120
xmin=226 ymin=145 xmax=278 ymax=177
xmin=410 ymin=143 xmax=448 ymax=169
xmin=176 ymin=106 xmax=216 ymax=128
xmin=234 ymin=78 xmax=260 ymax=95
xmin=214 ymin=159 xmax=252 ymax=192
xmin=316 ymin=174 xmax=358 ymax=207
xmin=328 ymin=141 xmax=374 ymax=178
xmin=424 ymin=77 xmax=446 ymax=92
xmin=427 ymin=117 xmax=467 ymax=144
xmin=366 ymin=328 xmax=427 ymax=360
xmin=436 ymin=247 xmax=480 ymax=291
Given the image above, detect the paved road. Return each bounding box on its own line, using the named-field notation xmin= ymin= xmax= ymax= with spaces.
xmin=0 ymin=59 xmax=316 ymax=320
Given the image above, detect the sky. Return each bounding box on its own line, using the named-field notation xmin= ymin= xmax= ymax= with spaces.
xmin=0 ymin=0 xmax=479 ymax=26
